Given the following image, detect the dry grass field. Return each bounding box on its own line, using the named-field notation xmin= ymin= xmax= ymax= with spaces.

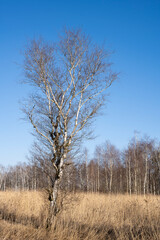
xmin=0 ymin=191 xmax=159 ymax=240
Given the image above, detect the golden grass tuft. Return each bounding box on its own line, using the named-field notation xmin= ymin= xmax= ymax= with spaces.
xmin=0 ymin=191 xmax=159 ymax=239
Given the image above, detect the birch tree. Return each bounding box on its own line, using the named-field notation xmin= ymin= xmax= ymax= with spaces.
xmin=22 ymin=28 xmax=116 ymax=227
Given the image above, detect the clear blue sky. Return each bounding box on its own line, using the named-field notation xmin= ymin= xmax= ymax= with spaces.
xmin=1 ymin=0 xmax=160 ymax=166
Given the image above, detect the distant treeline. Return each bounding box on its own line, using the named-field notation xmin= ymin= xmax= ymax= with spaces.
xmin=0 ymin=136 xmax=160 ymax=195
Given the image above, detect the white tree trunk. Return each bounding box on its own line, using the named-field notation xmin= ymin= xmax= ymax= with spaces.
xmin=144 ymin=154 xmax=148 ymax=195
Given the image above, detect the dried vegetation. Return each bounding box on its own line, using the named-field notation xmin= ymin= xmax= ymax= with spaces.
xmin=0 ymin=191 xmax=159 ymax=239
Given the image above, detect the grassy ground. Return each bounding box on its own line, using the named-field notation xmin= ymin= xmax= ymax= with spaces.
xmin=0 ymin=191 xmax=159 ymax=239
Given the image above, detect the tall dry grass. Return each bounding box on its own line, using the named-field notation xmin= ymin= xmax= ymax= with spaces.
xmin=0 ymin=191 xmax=159 ymax=239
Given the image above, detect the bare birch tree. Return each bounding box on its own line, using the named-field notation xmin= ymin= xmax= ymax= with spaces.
xmin=22 ymin=28 xmax=116 ymax=227
xmin=84 ymin=148 xmax=89 ymax=192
